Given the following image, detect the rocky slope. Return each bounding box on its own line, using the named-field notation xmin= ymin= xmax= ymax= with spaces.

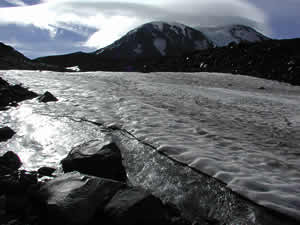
xmin=153 ymin=38 xmax=300 ymax=85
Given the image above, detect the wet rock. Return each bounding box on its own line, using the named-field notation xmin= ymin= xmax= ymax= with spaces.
xmin=38 ymin=167 xmax=56 ymax=177
xmin=0 ymin=170 xmax=37 ymax=194
xmin=38 ymin=91 xmax=58 ymax=103
xmin=0 ymin=77 xmax=38 ymax=108
xmin=0 ymin=151 xmax=21 ymax=171
xmin=61 ymin=140 xmax=126 ymax=181
xmin=39 ymin=172 xmax=125 ymax=225
xmin=0 ymin=127 xmax=16 ymax=142
xmin=104 ymin=187 xmax=169 ymax=225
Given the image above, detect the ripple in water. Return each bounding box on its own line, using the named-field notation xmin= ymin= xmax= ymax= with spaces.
xmin=1 ymin=70 xmax=300 ymax=221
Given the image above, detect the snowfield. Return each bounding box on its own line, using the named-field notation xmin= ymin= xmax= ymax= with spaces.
xmin=1 ymin=71 xmax=300 ymax=221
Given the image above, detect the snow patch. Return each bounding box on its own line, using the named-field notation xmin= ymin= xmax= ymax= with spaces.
xmin=169 ymin=22 xmax=187 ymax=36
xmin=152 ymin=22 xmax=164 ymax=31
xmin=154 ymin=38 xmax=167 ymax=56
xmin=66 ymin=66 xmax=80 ymax=72
xmin=96 ymin=49 xmax=104 ymax=55
xmin=133 ymin=44 xmax=143 ymax=54
xmin=197 ymin=25 xmax=265 ymax=47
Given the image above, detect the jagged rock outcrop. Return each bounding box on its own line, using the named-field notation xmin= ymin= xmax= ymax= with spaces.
xmin=61 ymin=140 xmax=127 ymax=181
xmin=0 ymin=77 xmax=38 ymax=108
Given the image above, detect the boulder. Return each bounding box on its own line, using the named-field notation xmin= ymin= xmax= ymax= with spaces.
xmin=61 ymin=140 xmax=126 ymax=181
xmin=104 ymin=187 xmax=168 ymax=225
xmin=38 ymin=167 xmax=56 ymax=177
xmin=39 ymin=172 xmax=125 ymax=225
xmin=0 ymin=151 xmax=21 ymax=172
xmin=38 ymin=91 xmax=58 ymax=103
xmin=0 ymin=127 xmax=16 ymax=142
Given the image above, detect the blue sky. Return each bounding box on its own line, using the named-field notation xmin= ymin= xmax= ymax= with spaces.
xmin=0 ymin=0 xmax=299 ymax=59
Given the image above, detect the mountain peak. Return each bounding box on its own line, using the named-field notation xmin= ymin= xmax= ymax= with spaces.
xmin=95 ymin=21 xmax=212 ymax=59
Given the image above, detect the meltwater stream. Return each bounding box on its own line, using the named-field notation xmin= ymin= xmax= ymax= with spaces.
xmin=1 ymin=70 xmax=300 ymax=222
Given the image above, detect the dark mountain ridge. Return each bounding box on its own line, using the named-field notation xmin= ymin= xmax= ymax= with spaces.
xmin=0 ymin=42 xmax=66 ymax=71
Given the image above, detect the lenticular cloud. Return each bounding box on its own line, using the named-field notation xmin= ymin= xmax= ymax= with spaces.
xmin=0 ymin=0 xmax=270 ymax=49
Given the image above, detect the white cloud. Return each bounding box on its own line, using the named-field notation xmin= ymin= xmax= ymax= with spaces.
xmin=0 ymin=0 xmax=270 ymax=49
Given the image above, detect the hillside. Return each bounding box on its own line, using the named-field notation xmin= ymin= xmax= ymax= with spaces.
xmin=0 ymin=42 xmax=66 ymax=71
xmin=153 ymin=38 xmax=300 ymax=85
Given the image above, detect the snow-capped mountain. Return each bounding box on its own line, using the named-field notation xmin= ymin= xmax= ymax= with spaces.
xmin=195 ymin=24 xmax=270 ymax=47
xmin=95 ymin=21 xmax=212 ymax=59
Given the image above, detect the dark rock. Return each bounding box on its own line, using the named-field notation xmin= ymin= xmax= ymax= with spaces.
xmin=39 ymin=172 xmax=125 ymax=225
xmin=61 ymin=140 xmax=126 ymax=181
xmin=38 ymin=91 xmax=58 ymax=103
xmin=0 ymin=77 xmax=38 ymax=108
xmin=0 ymin=151 xmax=21 ymax=171
xmin=38 ymin=167 xmax=56 ymax=177
xmin=0 ymin=127 xmax=16 ymax=142
xmin=0 ymin=170 xmax=37 ymax=194
xmin=5 ymin=194 xmax=29 ymax=213
xmin=258 ymin=86 xmax=266 ymax=90
xmin=0 ymin=195 xmax=5 ymax=212
xmin=104 ymin=187 xmax=168 ymax=225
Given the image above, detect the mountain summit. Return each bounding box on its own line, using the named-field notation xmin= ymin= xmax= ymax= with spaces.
xmin=94 ymin=21 xmax=213 ymax=60
xmin=195 ymin=24 xmax=270 ymax=47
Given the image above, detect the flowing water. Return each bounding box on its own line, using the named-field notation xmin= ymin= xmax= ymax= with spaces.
xmin=1 ymin=70 xmax=300 ymax=222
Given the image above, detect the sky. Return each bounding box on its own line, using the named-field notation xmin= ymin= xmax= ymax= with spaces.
xmin=0 ymin=0 xmax=299 ymax=59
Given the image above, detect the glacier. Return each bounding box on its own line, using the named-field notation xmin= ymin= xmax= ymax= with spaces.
xmin=1 ymin=70 xmax=300 ymax=223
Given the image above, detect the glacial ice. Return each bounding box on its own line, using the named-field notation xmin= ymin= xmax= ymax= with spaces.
xmin=1 ymin=70 xmax=300 ymax=221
